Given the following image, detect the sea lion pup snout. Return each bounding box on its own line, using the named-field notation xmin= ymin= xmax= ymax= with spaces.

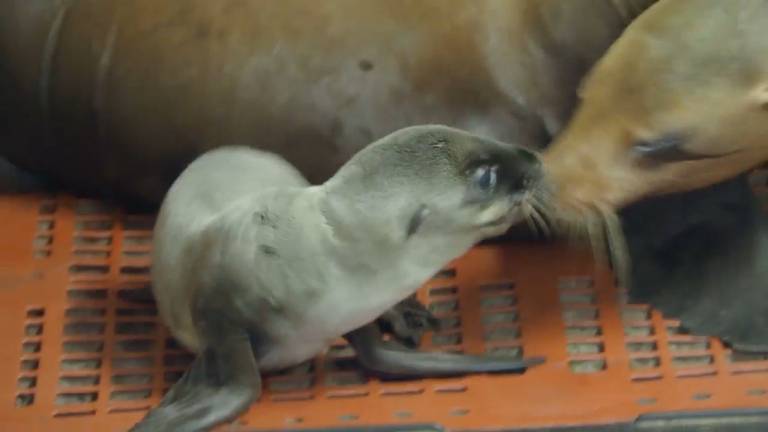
xmin=540 ymin=0 xmax=768 ymax=283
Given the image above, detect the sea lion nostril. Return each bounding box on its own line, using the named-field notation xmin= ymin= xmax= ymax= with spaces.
xmin=510 ymin=174 xmax=530 ymax=192
xmin=523 ymin=176 xmax=534 ymax=188
xmin=512 ymin=154 xmax=543 ymax=192
xmin=511 ymin=167 xmax=541 ymax=192
xmin=511 ymin=149 xmax=543 ymax=181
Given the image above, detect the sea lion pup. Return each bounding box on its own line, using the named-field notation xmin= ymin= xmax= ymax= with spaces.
xmin=542 ymin=0 xmax=768 ymax=238
xmin=133 ymin=125 xmax=545 ymax=432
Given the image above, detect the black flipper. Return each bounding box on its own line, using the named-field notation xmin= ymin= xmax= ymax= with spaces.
xmin=345 ymin=323 xmax=544 ymax=378
xmin=623 ymin=175 xmax=768 ymax=352
xmin=377 ymin=296 xmax=441 ymax=348
xmin=129 ymin=324 xmax=260 ymax=432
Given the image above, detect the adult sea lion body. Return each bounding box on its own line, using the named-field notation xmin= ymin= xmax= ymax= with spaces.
xmin=543 ymin=0 xmax=768 ymax=215
xmin=0 ymin=0 xmax=655 ymax=206
xmin=136 ymin=125 xmax=544 ymax=431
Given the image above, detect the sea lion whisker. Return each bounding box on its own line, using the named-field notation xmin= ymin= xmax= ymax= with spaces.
xmin=523 ymin=205 xmax=540 ymax=237
xmin=576 ymin=202 xmax=631 ymax=289
xmin=596 ymin=204 xmax=631 ymax=288
xmin=549 ymin=199 xmax=586 ymax=242
xmin=530 ymin=196 xmax=554 ymax=231
xmin=583 ymin=207 xmax=609 ymax=267
xmin=528 ymin=203 xmax=551 ymax=238
xmin=522 ymin=202 xmax=542 ymax=238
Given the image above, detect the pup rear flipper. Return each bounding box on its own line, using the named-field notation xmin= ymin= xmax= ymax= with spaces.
xmin=129 ymin=326 xmax=260 ymax=432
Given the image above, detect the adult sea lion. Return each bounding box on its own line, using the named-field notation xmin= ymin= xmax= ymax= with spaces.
xmin=134 ymin=125 xmax=545 ymax=431
xmin=538 ymin=0 xmax=768 ymax=351
xmin=543 ymin=0 xmax=768 ymax=218
xmin=0 ymin=0 xmax=656 ymax=207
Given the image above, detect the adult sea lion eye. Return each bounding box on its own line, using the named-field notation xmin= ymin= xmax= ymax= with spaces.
xmin=632 ymin=133 xmax=689 ymax=162
xmin=471 ymin=164 xmax=498 ymax=192
xmin=632 ymin=133 xmax=734 ymax=163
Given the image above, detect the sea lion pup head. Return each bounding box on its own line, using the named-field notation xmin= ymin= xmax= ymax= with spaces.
xmin=540 ymin=0 xmax=768 ymax=280
xmin=322 ymin=125 xmax=545 ymax=243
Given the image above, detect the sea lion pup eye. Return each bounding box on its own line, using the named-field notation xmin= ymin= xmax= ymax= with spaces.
xmin=134 ymin=124 xmax=544 ymax=431
xmin=539 ymin=0 xmax=768 ymax=286
xmin=468 ymin=164 xmax=499 ymax=196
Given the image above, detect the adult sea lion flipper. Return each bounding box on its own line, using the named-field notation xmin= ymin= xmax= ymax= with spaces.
xmin=623 ymin=175 xmax=768 ymax=353
xmin=130 ymin=320 xmax=260 ymax=432
xmin=346 ymin=324 xmax=543 ymax=377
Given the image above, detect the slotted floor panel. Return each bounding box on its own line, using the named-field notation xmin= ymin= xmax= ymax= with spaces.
xmin=2 ymin=194 xmax=768 ymax=432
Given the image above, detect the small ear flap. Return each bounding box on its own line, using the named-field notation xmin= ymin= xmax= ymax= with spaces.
xmin=406 ymin=204 xmax=430 ymax=239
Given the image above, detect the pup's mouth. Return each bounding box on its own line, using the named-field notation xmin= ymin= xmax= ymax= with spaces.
xmin=481 ymin=212 xmax=515 ymax=228
xmin=481 ymin=193 xmax=533 ymax=228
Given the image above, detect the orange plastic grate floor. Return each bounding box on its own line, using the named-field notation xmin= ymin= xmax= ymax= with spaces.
xmin=2 ymin=193 xmax=768 ymax=432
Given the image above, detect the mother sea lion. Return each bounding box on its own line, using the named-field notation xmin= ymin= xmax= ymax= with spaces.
xmin=543 ymin=0 xmax=768 ymax=217
xmin=135 ymin=125 xmax=544 ymax=431
xmin=0 ymin=0 xmax=656 ymax=206
xmin=540 ymin=0 xmax=768 ymax=350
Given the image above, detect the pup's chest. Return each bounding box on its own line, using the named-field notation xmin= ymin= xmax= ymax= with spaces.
xmin=307 ymin=275 xmax=418 ymax=338
xmin=297 ymin=242 xmax=462 ymax=337
xmin=258 ymin=277 xmax=416 ymax=370
xmin=256 ymin=238 xmax=469 ymax=370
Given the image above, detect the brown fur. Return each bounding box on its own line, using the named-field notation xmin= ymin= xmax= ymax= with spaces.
xmin=0 ymin=0 xmax=655 ymax=205
xmin=544 ymin=0 xmax=768 ymax=213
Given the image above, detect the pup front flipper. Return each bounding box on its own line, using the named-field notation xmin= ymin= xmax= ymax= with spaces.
xmin=377 ymin=296 xmax=441 ymax=348
xmin=345 ymin=323 xmax=544 ymax=378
